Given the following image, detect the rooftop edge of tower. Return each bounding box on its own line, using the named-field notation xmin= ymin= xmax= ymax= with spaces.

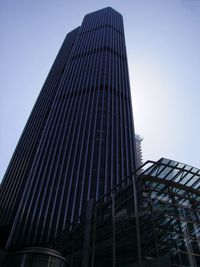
xmin=84 ymin=6 xmax=122 ymax=19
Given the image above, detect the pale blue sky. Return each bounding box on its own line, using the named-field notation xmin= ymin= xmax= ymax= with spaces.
xmin=1 ymin=0 xmax=200 ymax=181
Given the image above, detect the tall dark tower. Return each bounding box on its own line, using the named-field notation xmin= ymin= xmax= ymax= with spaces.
xmin=0 ymin=28 xmax=79 ymax=238
xmin=0 ymin=7 xmax=137 ymax=249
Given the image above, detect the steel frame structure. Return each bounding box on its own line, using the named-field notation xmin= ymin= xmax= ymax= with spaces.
xmin=50 ymin=158 xmax=200 ymax=267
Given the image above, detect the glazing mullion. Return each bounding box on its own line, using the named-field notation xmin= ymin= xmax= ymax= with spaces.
xmin=35 ymin=35 xmax=86 ymax=242
xmin=56 ymin=16 xmax=98 ymax=227
xmin=7 ymin=30 xmax=80 ymax=246
xmin=70 ymin=13 xmax=101 ymax=219
xmin=86 ymin=11 xmax=102 ymax=201
xmin=43 ymin=31 xmax=88 ymax=236
xmin=117 ymin=27 xmax=124 ymax=184
xmin=95 ymin=27 xmax=107 ymax=201
xmin=78 ymin=12 xmax=101 ymax=215
xmin=1 ymin=39 xmax=74 ymax=223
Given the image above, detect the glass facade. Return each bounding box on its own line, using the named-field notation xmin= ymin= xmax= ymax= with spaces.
xmin=51 ymin=158 xmax=200 ymax=266
xmin=0 ymin=7 xmax=137 ymax=249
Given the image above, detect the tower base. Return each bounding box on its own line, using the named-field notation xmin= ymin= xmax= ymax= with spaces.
xmin=4 ymin=247 xmax=68 ymax=267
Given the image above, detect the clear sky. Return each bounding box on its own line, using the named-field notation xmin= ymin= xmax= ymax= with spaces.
xmin=1 ymin=0 xmax=200 ymax=182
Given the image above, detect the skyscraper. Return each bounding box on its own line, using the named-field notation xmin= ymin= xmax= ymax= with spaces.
xmin=0 ymin=7 xmax=137 ymax=249
xmin=0 ymin=27 xmax=79 ymax=247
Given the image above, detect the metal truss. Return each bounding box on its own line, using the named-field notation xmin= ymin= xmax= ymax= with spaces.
xmin=50 ymin=158 xmax=200 ymax=267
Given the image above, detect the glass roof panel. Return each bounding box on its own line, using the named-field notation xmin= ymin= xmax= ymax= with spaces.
xmin=169 ymin=160 xmax=178 ymax=167
xmin=157 ymin=166 xmax=173 ymax=179
xmin=173 ymin=173 xmax=184 ymax=183
xmin=164 ymin=169 xmax=179 ymax=180
xmin=142 ymin=164 xmax=156 ymax=175
xmin=150 ymin=165 xmax=165 ymax=177
xmin=193 ymin=181 xmax=200 ymax=189
xmin=141 ymin=158 xmax=200 ymax=206
xmin=180 ymin=172 xmax=194 ymax=185
xmin=185 ymin=175 xmax=200 ymax=187
xmin=168 ymin=168 xmax=180 ymax=180
xmin=173 ymin=171 xmax=187 ymax=184
xmin=191 ymin=167 xmax=199 ymax=173
xmin=184 ymin=165 xmax=193 ymax=171
xmin=160 ymin=158 xmax=170 ymax=165
xmin=177 ymin=162 xmax=185 ymax=169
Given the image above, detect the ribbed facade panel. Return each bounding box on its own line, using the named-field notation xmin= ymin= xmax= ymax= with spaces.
xmin=0 ymin=28 xmax=79 ymax=228
xmin=3 ymin=7 xmax=137 ymax=248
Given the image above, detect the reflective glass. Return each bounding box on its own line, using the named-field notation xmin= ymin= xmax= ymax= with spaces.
xmin=143 ymin=164 xmax=156 ymax=175
xmin=184 ymin=165 xmax=193 ymax=171
xmin=181 ymin=172 xmax=194 ymax=185
xmin=177 ymin=162 xmax=185 ymax=169
xmin=160 ymin=158 xmax=170 ymax=165
xmin=169 ymin=160 xmax=178 ymax=167
xmin=193 ymin=181 xmax=200 ymax=189
xmin=169 ymin=168 xmax=180 ymax=179
xmin=190 ymin=168 xmax=199 ymax=174
xmin=158 ymin=167 xmax=172 ymax=179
